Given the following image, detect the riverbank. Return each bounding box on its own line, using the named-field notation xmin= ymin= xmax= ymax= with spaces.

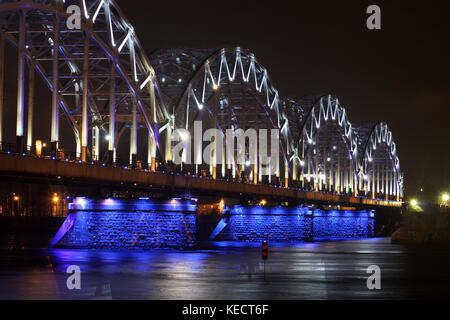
xmin=0 ymin=216 xmax=66 ymax=249
xmin=392 ymin=211 xmax=450 ymax=245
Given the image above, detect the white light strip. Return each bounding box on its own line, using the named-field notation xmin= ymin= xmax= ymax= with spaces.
xmin=140 ymin=74 xmax=152 ymax=90
xmin=83 ymin=0 xmax=90 ymax=19
xmin=107 ymin=6 xmax=115 ymax=47
xmin=92 ymin=0 xmax=104 ymax=23
xmin=118 ymin=29 xmax=132 ymax=53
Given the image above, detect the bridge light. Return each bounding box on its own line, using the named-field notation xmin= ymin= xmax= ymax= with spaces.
xmin=161 ymin=77 xmax=166 ymax=83
xmin=178 ymin=78 xmax=182 ymax=83
xmin=179 ymin=132 xmax=188 ymax=141
xmin=35 ymin=140 xmax=43 ymax=157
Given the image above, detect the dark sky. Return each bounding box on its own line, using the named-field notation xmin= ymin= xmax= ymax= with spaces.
xmin=114 ymin=0 xmax=449 ymax=199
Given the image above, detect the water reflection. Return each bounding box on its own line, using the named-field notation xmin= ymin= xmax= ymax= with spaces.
xmin=0 ymin=239 xmax=450 ymax=299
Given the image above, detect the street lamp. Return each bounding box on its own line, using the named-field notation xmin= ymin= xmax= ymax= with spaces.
xmin=410 ymin=199 xmax=418 ymax=206
xmin=441 ymin=193 xmax=449 ymax=207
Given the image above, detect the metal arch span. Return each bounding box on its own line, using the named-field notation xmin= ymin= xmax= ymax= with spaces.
xmin=154 ymin=47 xmax=295 ymax=185
xmin=0 ymin=3 xmax=404 ymax=203
xmin=360 ymin=122 xmax=403 ymax=201
xmin=0 ymin=0 xmax=168 ymax=167
xmin=292 ymin=95 xmax=359 ymax=195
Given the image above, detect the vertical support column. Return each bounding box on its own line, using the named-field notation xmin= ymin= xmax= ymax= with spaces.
xmin=16 ymin=11 xmax=26 ymax=153
xmin=307 ymin=154 xmax=311 ymax=184
xmin=300 ymin=160 xmax=305 ymax=188
xmin=212 ymin=118 xmax=217 ymax=179
xmin=389 ymin=170 xmax=394 ymax=196
xmin=314 ymin=152 xmax=319 ymax=191
xmin=81 ymin=32 xmax=89 ymax=162
xmin=253 ymin=117 xmax=258 ymax=185
xmin=0 ymin=33 xmax=4 ymax=149
xmin=292 ymin=158 xmax=297 ymax=181
xmin=130 ymin=98 xmax=138 ymax=167
xmin=337 ymin=155 xmax=340 ymax=194
xmin=194 ymin=120 xmax=202 ymax=176
xmin=221 ymin=141 xmax=225 ymax=178
xmin=328 ymin=151 xmax=333 ymax=192
xmin=322 ymin=149 xmax=327 ymax=191
xmin=226 ymin=107 xmax=232 ymax=179
xmin=358 ymin=171 xmax=363 ymax=196
xmin=252 ymin=138 xmax=258 ymax=184
xmin=147 ymin=130 xmax=154 ymax=170
xmin=350 ymin=162 xmax=355 ymax=196
xmin=376 ymin=163 xmax=380 ymax=194
xmin=385 ymin=166 xmax=389 ymax=200
xmin=344 ymin=158 xmax=348 ymax=194
xmin=371 ymin=164 xmax=375 ymax=199
xmin=284 ymin=159 xmax=289 ymax=188
xmin=51 ymin=14 xmax=60 ymax=155
xmin=396 ymin=172 xmax=400 ymax=202
xmin=92 ymin=126 xmax=99 ymax=161
xmin=148 ymin=80 xmax=157 ymax=171
xmin=26 ymin=60 xmax=35 ymax=152
xmin=165 ymin=119 xmax=172 ymax=163
xmin=108 ymin=63 xmax=115 ymax=164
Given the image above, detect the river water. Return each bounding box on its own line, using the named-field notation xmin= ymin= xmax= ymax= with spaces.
xmin=0 ymin=238 xmax=449 ymax=300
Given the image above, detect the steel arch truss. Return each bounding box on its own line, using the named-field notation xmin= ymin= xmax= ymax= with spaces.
xmin=0 ymin=2 xmax=404 ymax=201
xmin=292 ymin=95 xmax=359 ymax=194
xmin=157 ymin=47 xmax=294 ymax=184
xmin=361 ymin=122 xmax=403 ymax=200
xmin=0 ymin=0 xmax=168 ymax=167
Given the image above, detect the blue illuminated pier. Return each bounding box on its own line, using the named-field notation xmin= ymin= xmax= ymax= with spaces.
xmin=51 ymin=198 xmax=197 ymax=249
xmin=213 ymin=205 xmax=374 ymax=242
xmin=52 ymin=198 xmax=374 ymax=249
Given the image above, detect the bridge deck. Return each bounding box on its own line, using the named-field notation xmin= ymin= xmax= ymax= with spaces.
xmin=0 ymin=153 xmax=401 ymax=208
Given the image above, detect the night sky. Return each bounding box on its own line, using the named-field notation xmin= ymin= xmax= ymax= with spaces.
xmin=2 ymin=0 xmax=449 ymax=199
xmin=116 ymin=0 xmax=449 ymax=199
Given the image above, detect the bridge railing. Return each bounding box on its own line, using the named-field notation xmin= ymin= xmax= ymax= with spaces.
xmin=0 ymin=141 xmax=402 ymax=203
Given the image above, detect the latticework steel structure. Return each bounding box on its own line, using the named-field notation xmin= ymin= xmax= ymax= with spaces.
xmin=0 ymin=0 xmax=403 ymax=201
